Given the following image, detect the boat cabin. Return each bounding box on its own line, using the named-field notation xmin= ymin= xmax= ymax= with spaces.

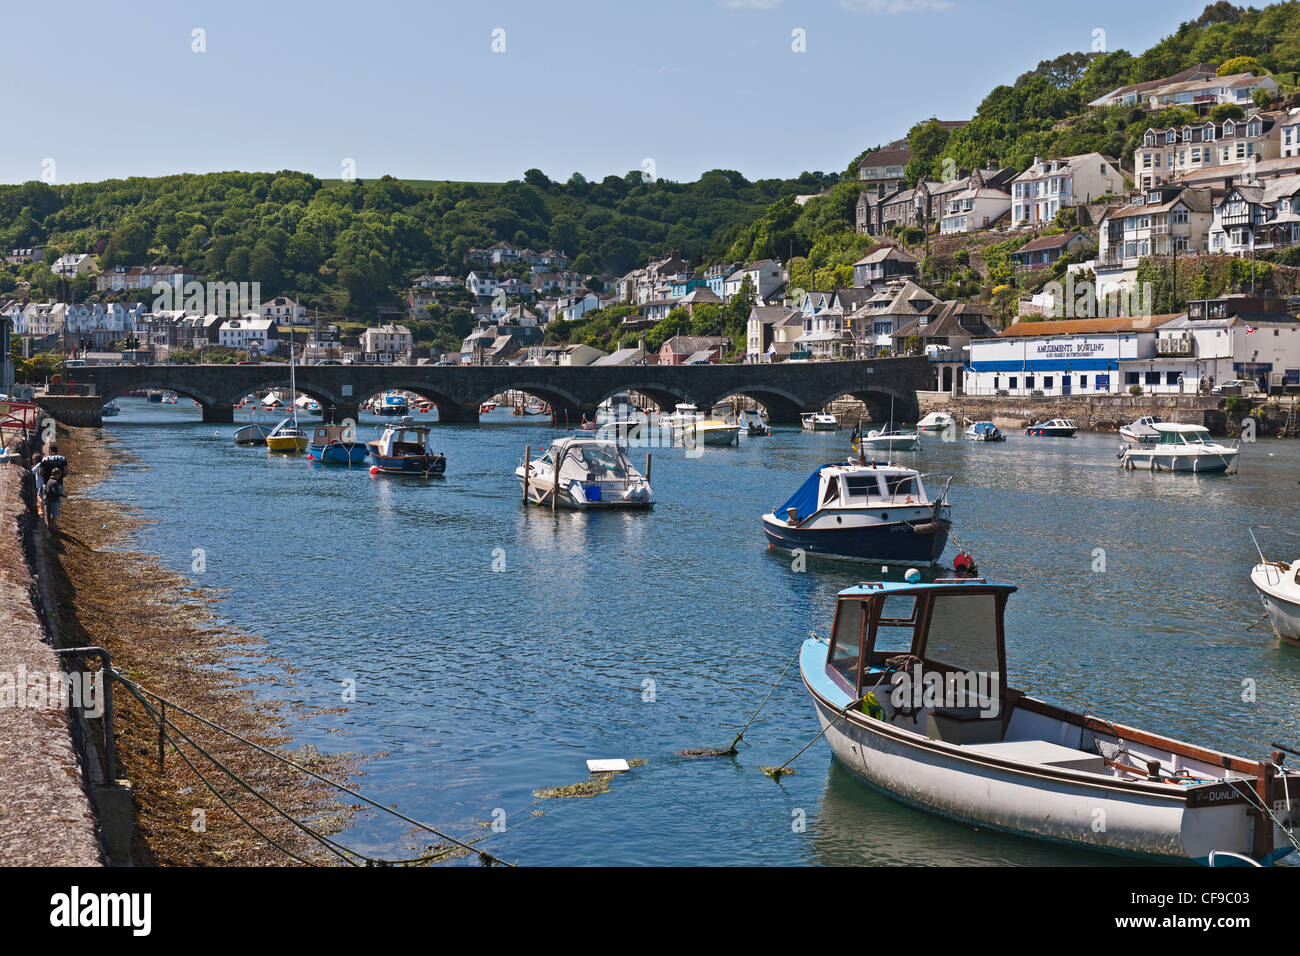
xmin=1152 ymin=423 xmax=1213 ymax=445
xmin=376 ymin=426 xmax=430 ymax=455
xmin=827 ymin=580 xmax=1012 ymax=742
xmin=312 ymin=424 xmax=356 ymax=444
xmin=541 ymin=439 xmax=634 ymax=484
xmin=776 ymin=463 xmax=934 ymax=522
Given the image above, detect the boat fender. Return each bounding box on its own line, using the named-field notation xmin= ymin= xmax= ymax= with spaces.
xmin=911 ymin=522 xmax=940 ymax=535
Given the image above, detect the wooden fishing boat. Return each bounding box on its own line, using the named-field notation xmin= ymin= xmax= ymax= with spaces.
xmin=516 ymin=437 xmax=653 ymax=510
xmin=762 ymin=459 xmax=950 ymax=564
xmin=308 ymin=424 xmax=367 ymax=465
xmin=800 ymin=578 xmax=1300 ymax=864
xmin=366 ymin=424 xmax=445 ymax=475
xmin=233 ymin=422 xmax=272 ymax=446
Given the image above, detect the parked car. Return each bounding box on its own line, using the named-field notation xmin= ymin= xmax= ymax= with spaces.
xmin=1212 ymin=379 xmax=1258 ymax=396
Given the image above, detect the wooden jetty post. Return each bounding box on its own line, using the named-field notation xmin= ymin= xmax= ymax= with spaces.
xmin=522 ymin=446 xmax=531 ymax=504
xmin=645 ymin=453 xmax=652 ymax=482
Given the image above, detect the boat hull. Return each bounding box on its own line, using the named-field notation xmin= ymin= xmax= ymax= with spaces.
xmin=799 ymin=642 xmax=1290 ymax=864
xmin=309 ymin=441 xmax=367 ymax=464
xmin=266 ymin=435 xmax=309 ymax=453
xmin=1121 ymin=449 xmax=1238 ymax=474
xmin=233 ymin=424 xmax=272 ymax=446
xmin=368 ymin=452 xmax=445 ymax=475
xmin=859 ymin=437 xmax=920 ymax=452
xmin=762 ymin=513 xmax=949 ymax=564
xmin=1251 ymin=567 xmax=1300 ymax=648
xmin=1026 ymin=427 xmax=1076 ymax=437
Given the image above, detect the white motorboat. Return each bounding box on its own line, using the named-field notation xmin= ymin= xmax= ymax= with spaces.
xmin=854 ymin=421 xmax=920 ymax=453
xmin=1249 ymin=539 xmax=1300 ymax=648
xmin=916 ymin=411 xmax=956 ymax=433
xmin=517 ymin=437 xmax=654 ymax=510
xmin=762 ymin=457 xmax=950 ymax=563
xmin=1119 ymin=423 xmax=1239 ymax=474
xmin=801 ymin=412 xmax=839 ymax=431
xmin=739 ymin=409 xmax=770 ymax=437
xmin=1119 ymin=415 xmax=1162 ymax=443
xmin=965 ymin=421 xmax=1005 ymax=442
xmin=799 ymin=577 xmax=1300 ymax=864
xmin=1026 ymin=418 xmax=1077 ymax=437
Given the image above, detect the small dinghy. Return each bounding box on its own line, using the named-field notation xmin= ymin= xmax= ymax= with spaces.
xmin=761 ymin=457 xmax=951 ymax=564
xmin=517 ymin=437 xmax=653 ymax=510
xmin=916 ymin=411 xmax=955 ymax=433
xmin=233 ymin=422 xmax=273 ymax=446
xmin=800 ymin=577 xmax=1300 ymax=864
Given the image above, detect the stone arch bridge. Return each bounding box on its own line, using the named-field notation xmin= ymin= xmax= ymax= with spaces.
xmin=71 ymin=357 xmax=931 ymax=426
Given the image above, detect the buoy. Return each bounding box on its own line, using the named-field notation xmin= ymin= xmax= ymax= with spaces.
xmin=307 ymin=454 xmax=314 ymax=460
xmin=904 ymin=567 xmax=921 ymax=583
xmin=369 ymin=465 xmax=379 ymax=475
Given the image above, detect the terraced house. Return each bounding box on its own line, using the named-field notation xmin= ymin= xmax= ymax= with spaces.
xmin=1097 ymin=185 xmax=1215 ymax=270
xmin=1135 ymin=111 xmax=1279 ymax=191
xmin=1208 ymin=175 xmax=1300 ymax=256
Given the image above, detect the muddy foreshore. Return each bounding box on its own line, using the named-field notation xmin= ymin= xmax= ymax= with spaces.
xmin=48 ymin=425 xmax=359 ymax=865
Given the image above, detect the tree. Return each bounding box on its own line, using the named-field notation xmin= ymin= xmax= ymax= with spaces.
xmin=905 ymin=119 xmax=955 ymax=187
xmin=1210 ymin=102 xmax=1245 ymax=122
xmin=1217 ymin=55 xmax=1260 ymax=77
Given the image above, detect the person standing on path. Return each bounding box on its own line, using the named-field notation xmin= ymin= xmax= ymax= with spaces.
xmin=43 ymin=467 xmax=64 ymax=533
xmin=30 ymin=453 xmax=44 ymax=515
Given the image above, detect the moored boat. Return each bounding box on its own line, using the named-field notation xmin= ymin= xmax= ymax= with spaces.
xmin=916 ymin=411 xmax=956 ymax=433
xmin=761 ymin=458 xmax=950 ymax=564
xmin=799 ymin=577 xmax=1300 ymax=864
xmin=739 ymin=408 xmax=770 ymax=437
xmin=1250 ymin=556 xmax=1300 ymax=649
xmin=266 ymin=416 xmax=309 ymax=453
xmin=854 ymin=421 xmax=920 ymax=453
xmin=101 ymin=401 xmax=121 ymax=418
xmin=516 ymin=437 xmax=654 ymax=510
xmin=366 ymin=424 xmax=446 ymax=475
xmin=801 ymin=412 xmax=838 ymax=431
xmin=308 ymin=424 xmax=367 ymax=464
xmin=1026 ymin=418 xmax=1077 ymax=437
xmin=1119 ymin=415 xmax=1162 ymax=443
xmin=374 ymin=391 xmax=409 ymax=416
xmin=1119 ymin=423 xmax=1239 ymax=474
xmin=233 ymin=422 xmax=273 ymax=446
xmin=965 ymin=420 xmax=1005 ymax=442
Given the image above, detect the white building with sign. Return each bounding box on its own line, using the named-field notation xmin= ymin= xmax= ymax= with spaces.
xmin=965 ymin=315 xmax=1179 ymax=396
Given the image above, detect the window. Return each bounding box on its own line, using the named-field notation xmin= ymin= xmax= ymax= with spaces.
xmin=1043 ymin=376 xmax=1054 ymax=389
xmin=844 ymin=475 xmax=879 ymax=499
xmin=1008 ymin=377 xmax=1018 ymax=389
xmin=1079 ymin=374 xmax=1089 ymax=388
xmin=1166 ymin=371 xmax=1180 ymax=385
xmin=1126 ymin=372 xmax=1140 ymax=385
xmin=1145 ymin=371 xmax=1161 ymax=385
xmin=829 ymin=598 xmax=865 ymax=686
xmin=1025 ymin=376 xmax=1035 ymax=389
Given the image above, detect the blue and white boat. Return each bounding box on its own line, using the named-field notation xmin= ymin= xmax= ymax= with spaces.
xmin=374 ymin=391 xmax=409 ymax=416
xmin=309 ymin=424 xmax=367 ymax=465
xmin=800 ymin=577 xmax=1300 ymax=864
xmin=366 ymin=424 xmax=445 ymax=475
xmin=101 ymin=401 xmax=121 ymax=418
xmin=761 ymin=459 xmax=951 ymax=564
xmin=965 ymin=420 xmax=1005 ymax=442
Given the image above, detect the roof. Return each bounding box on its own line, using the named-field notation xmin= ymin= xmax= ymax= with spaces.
xmin=1012 ymin=232 xmax=1090 ymax=255
xmin=1088 ymin=63 xmax=1217 ymax=105
xmin=749 ymin=305 xmax=799 ymax=326
xmin=854 ymin=244 xmax=919 ymax=267
xmin=1108 ymin=187 xmax=1214 ymax=218
xmin=894 ymin=301 xmax=998 ymax=340
xmin=998 ymin=314 xmax=1182 ymax=337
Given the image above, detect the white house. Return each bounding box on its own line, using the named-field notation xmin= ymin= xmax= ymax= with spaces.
xmin=1144 ymin=295 xmax=1300 ymax=393
xmin=51 ymin=253 xmax=96 ymax=277
xmin=939 ymin=184 xmax=1012 ymax=235
xmin=722 ymin=259 xmax=785 ymax=303
xmin=466 ymin=271 xmax=499 ymax=297
xmin=218 ymin=316 xmax=279 ymax=355
xmin=360 ymin=323 xmax=413 ymax=356
xmin=260 ymin=295 xmax=307 ymax=325
xmin=1009 ymin=154 xmax=1125 ymax=228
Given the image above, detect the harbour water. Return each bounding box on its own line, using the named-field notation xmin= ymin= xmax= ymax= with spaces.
xmin=95 ymin=400 xmax=1300 ymax=865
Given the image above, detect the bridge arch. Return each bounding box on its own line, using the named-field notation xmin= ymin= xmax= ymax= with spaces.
xmin=230 ymin=376 xmax=339 ymax=409
xmin=590 ymin=383 xmax=692 ymax=415
xmin=810 ymin=386 xmax=918 ymax=425
xmin=706 ymin=386 xmax=806 ymax=425
xmin=355 ymin=381 xmax=472 ymax=424
xmin=475 ymin=380 xmax=588 ymax=422
xmin=94 ymin=378 xmax=220 ymax=408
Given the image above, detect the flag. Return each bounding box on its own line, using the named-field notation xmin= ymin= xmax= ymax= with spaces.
xmin=1245 ymin=325 xmax=1257 ymax=334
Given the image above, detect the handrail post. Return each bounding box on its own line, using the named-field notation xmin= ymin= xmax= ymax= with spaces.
xmin=53 ymin=646 xmax=116 ymax=782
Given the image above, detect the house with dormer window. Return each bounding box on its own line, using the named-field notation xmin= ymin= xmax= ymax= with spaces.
xmin=1135 ymin=112 xmax=1279 ymax=190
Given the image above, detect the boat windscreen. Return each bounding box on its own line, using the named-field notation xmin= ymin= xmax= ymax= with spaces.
xmin=775 ymin=465 xmax=839 ymax=520
xmin=922 ymin=591 xmax=1002 ymax=683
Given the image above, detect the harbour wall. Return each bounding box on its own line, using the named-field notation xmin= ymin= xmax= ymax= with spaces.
xmin=34 ymin=395 xmax=103 ymax=428
xmin=0 ymin=461 xmax=107 ymax=865
xmin=915 ymin=393 xmax=1231 ymax=436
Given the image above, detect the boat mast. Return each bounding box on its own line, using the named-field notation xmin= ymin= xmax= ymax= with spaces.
xmin=288 ymin=324 xmax=298 ymax=429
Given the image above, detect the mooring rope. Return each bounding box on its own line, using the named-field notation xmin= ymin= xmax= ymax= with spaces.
xmin=109 ymin=671 xmax=516 ymax=867
xmin=763 ymin=695 xmax=866 ymax=780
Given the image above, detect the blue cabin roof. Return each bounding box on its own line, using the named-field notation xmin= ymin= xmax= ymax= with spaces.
xmin=837 ymin=579 xmax=1016 ymax=599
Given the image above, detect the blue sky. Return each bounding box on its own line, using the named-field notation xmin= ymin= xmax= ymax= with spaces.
xmin=3 ymin=0 xmax=1223 ymax=186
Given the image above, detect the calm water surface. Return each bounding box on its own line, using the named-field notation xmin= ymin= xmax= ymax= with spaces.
xmin=94 ymin=398 xmax=1300 ymax=865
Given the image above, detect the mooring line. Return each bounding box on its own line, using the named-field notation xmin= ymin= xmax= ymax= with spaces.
xmin=110 ymin=671 xmax=516 ymax=866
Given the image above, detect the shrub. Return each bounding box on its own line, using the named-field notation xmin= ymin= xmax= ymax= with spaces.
xmin=1128 ymin=384 xmax=1143 ymax=396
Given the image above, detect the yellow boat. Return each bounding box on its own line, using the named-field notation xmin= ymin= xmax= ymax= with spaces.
xmin=266 ymin=417 xmax=309 ymax=453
